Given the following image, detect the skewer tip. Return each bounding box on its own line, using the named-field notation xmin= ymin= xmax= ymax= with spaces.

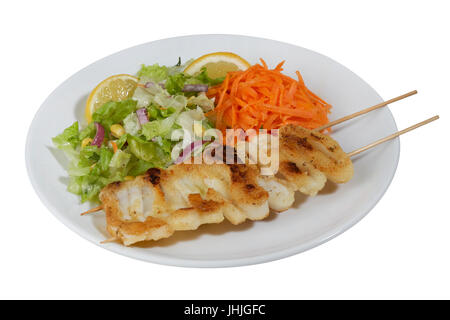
xmin=80 ymin=205 xmax=103 ymax=216
xmin=347 ymin=114 xmax=439 ymax=157
xmin=316 ymin=90 xmax=418 ymax=132
xmin=100 ymin=237 xmax=118 ymax=244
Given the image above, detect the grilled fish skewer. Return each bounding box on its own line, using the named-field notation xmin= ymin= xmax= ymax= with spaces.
xmin=82 ymin=108 xmax=438 ymax=246
xmin=91 ymin=124 xmax=352 ymax=246
xmin=99 ymin=164 xmax=272 ymax=245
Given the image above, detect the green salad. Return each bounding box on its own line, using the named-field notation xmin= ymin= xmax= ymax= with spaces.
xmin=52 ymin=59 xmax=223 ymax=202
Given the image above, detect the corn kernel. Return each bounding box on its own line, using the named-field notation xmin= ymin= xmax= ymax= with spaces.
xmin=110 ymin=124 xmax=125 ymax=138
xmin=81 ymin=137 xmax=93 ymax=148
xmin=193 ymin=122 xmax=203 ymax=137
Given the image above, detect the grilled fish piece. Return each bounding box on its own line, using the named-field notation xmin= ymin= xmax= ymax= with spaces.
xmin=228 ymin=164 xmax=270 ymax=220
xmin=277 ymin=160 xmax=326 ymax=196
xmin=256 ymin=175 xmax=295 ymax=212
xmin=248 ymin=124 xmax=353 ymax=196
xmin=99 ymin=173 xmax=173 ymax=246
xmin=279 ymin=125 xmax=353 ymax=184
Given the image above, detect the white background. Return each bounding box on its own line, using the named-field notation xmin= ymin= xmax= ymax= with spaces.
xmin=1 ymin=0 xmax=448 ymax=299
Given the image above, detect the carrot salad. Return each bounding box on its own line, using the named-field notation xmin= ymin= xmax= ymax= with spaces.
xmin=206 ymin=59 xmax=331 ymax=132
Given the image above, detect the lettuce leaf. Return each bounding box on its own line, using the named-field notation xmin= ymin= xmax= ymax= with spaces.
xmin=127 ymin=136 xmax=171 ymax=167
xmin=78 ymin=175 xmax=103 ymax=202
xmin=165 ymin=73 xmax=188 ymax=95
xmin=52 ymin=121 xmax=79 ymax=149
xmin=132 ymin=85 xmax=187 ymax=113
xmin=115 ymin=133 xmax=129 ymax=149
xmin=165 ymin=67 xmax=224 ymax=95
xmin=187 ymin=92 xmax=215 ymax=111
xmin=126 ymin=158 xmax=154 ymax=176
xmin=77 ymin=145 xmax=99 ymax=167
xmin=79 ymin=122 xmax=96 ymax=140
xmin=141 ymin=115 xmax=177 ymax=140
xmin=109 ymin=149 xmax=131 ymax=169
xmin=123 ymin=112 xmax=141 ymax=136
xmin=137 ymin=64 xmax=169 ymax=83
xmin=187 ymin=67 xmax=225 ymax=86
xmin=137 ymin=58 xmax=192 ymax=84
xmin=132 ymin=86 xmax=155 ymax=108
xmin=175 ymin=106 xmax=205 ymax=139
xmin=92 ymin=99 xmax=137 ymax=131
xmin=138 ymin=59 xmax=223 ymax=95
xmin=97 ymin=147 xmax=114 ymax=173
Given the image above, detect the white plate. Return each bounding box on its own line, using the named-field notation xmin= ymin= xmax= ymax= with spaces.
xmin=26 ymin=34 xmax=399 ymax=267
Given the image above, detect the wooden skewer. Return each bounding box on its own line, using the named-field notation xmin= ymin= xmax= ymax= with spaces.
xmin=347 ymin=115 xmax=439 ymax=157
xmin=315 ymin=90 xmax=417 ymax=132
xmin=100 ymin=237 xmax=118 ymax=244
xmin=80 ymin=205 xmax=103 ymax=216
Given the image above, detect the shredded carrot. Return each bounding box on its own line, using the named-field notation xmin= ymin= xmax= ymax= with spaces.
xmin=111 ymin=141 xmax=118 ymax=153
xmin=206 ymin=59 xmax=331 ymax=132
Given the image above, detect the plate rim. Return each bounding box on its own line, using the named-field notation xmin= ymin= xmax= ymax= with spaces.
xmin=25 ymin=34 xmax=400 ymax=268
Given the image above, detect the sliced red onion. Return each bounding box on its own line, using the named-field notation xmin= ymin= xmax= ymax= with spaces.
xmin=144 ymin=81 xmax=165 ymax=89
xmin=91 ymin=122 xmax=105 ymax=147
xmin=136 ymin=108 xmax=149 ymax=125
xmin=174 ymin=140 xmax=204 ymax=164
xmin=182 ymin=84 xmax=209 ymax=92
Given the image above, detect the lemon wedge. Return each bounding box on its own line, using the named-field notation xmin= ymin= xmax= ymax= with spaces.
xmin=183 ymin=52 xmax=251 ymax=78
xmin=85 ymin=74 xmax=138 ymax=123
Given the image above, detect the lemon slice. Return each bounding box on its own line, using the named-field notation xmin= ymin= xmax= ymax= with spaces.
xmin=85 ymin=74 xmax=138 ymax=123
xmin=183 ymin=52 xmax=251 ymax=78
